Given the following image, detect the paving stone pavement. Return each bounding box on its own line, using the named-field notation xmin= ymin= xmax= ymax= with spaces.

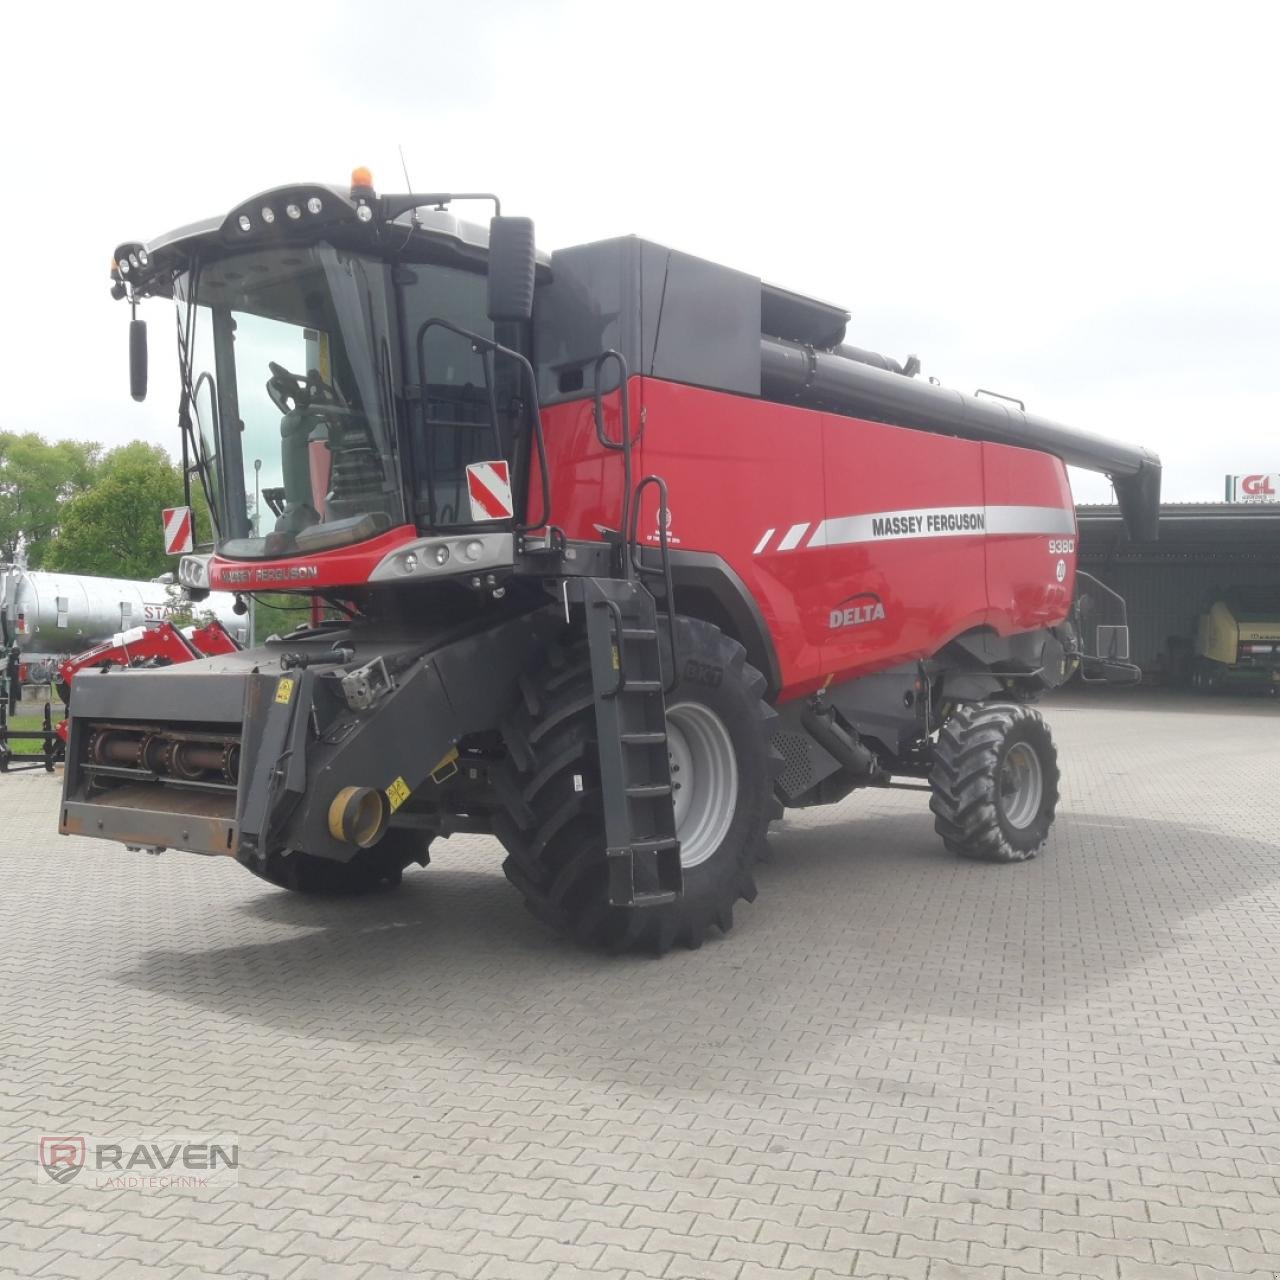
xmin=1 ymin=689 xmax=1278 ymax=1279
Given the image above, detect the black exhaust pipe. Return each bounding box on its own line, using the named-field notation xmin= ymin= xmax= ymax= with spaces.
xmin=801 ymin=701 xmax=881 ymax=781
xmin=760 ymin=336 xmax=1161 ymax=542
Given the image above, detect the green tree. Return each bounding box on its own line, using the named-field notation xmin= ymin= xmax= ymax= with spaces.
xmin=0 ymin=432 xmax=100 ymax=565
xmin=42 ymin=443 xmax=207 ymax=580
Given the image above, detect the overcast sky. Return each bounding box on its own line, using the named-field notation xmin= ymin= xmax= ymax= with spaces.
xmin=3 ymin=1 xmax=1276 ymax=504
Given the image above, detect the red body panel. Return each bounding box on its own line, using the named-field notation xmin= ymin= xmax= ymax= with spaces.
xmin=202 ymin=379 xmax=1077 ymax=708
xmin=207 ymin=525 xmax=420 ymax=592
xmin=541 ymin=378 xmax=1078 ymax=701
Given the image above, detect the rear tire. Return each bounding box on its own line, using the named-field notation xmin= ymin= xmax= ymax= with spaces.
xmin=494 ymin=616 xmax=780 ymax=954
xmin=929 ymin=701 xmax=1059 ymax=862
xmin=249 ymin=829 xmax=431 ymax=895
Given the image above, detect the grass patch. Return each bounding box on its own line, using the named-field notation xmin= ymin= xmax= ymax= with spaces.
xmin=3 ymin=712 xmax=61 ymax=757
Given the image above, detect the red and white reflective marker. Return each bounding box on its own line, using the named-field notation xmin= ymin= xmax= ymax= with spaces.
xmin=162 ymin=506 xmax=194 ymax=556
xmin=466 ymin=461 xmax=514 ymax=521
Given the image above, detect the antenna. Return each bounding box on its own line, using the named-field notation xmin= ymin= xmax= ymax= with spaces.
xmin=398 ymin=144 xmax=421 ymax=227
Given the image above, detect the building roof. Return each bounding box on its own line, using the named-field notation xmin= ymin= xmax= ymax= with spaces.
xmin=1078 ymin=501 xmax=1280 ymax=519
xmin=1078 ymin=502 xmax=1280 ymax=564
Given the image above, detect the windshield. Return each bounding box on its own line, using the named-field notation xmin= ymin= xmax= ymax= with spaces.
xmin=177 ymin=245 xmax=402 ymax=557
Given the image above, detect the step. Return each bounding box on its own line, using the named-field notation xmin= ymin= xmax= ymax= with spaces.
xmin=630 ymin=889 xmax=677 ymax=908
xmin=619 ymin=627 xmax=658 ymax=641
xmin=625 ymin=783 xmax=672 ymax=799
xmin=619 ymin=679 xmax=663 ymax=694
xmin=631 ymin=836 xmax=680 ymax=854
xmin=620 ymin=731 xmax=668 ymax=747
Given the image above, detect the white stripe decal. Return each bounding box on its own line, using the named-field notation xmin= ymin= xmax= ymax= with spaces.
xmin=803 ymin=504 xmax=1074 ymax=550
xmin=753 ymin=528 xmax=776 ymax=555
xmin=778 ymin=522 xmax=810 ymax=551
xmin=982 ymin=505 xmax=1077 ymax=535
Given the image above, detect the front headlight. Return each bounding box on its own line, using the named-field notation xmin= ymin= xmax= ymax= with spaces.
xmin=368 ymin=533 xmax=513 ymax=584
xmin=178 ymin=554 xmax=211 ymax=590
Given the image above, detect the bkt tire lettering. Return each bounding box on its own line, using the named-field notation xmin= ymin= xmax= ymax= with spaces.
xmin=682 ymin=659 xmax=723 ymax=688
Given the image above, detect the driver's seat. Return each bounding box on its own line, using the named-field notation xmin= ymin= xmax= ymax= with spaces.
xmin=276 ymin=404 xmax=323 ymax=534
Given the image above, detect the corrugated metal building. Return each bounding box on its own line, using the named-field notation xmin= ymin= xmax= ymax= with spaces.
xmin=1077 ymin=503 xmax=1280 ymax=674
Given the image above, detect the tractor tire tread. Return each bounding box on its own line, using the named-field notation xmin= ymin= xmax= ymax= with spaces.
xmin=495 ymin=616 xmax=777 ymax=954
xmin=929 ymin=700 xmax=1059 ymax=864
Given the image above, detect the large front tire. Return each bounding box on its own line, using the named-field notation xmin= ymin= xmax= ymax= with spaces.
xmin=495 ymin=616 xmax=779 ymax=954
xmin=929 ymin=701 xmax=1059 ymax=862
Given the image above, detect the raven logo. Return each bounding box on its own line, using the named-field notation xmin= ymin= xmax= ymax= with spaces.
xmin=39 ymin=1136 xmax=85 ymax=1185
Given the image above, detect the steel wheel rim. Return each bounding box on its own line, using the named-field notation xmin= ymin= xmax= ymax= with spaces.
xmin=666 ymin=701 xmax=739 ymax=869
xmin=999 ymin=741 xmax=1043 ymax=829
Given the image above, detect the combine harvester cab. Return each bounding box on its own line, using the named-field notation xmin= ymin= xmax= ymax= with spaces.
xmin=62 ymin=170 xmax=1160 ymax=951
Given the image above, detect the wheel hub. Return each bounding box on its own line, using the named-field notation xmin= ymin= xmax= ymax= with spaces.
xmin=998 ymin=741 xmax=1044 ymax=829
xmin=665 ymin=701 xmax=739 ymax=869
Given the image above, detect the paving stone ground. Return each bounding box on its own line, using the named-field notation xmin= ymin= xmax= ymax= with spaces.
xmin=1 ymin=689 xmax=1278 ymax=1279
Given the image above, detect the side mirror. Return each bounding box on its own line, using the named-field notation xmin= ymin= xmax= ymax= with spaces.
xmin=129 ymin=318 xmax=148 ymax=402
xmin=487 ymin=216 xmax=536 ymax=323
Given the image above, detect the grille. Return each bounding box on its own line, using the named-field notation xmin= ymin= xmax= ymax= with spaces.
xmin=774 ymin=731 xmax=814 ymax=799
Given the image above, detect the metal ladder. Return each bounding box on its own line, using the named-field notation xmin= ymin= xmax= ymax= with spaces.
xmin=576 ymin=353 xmax=683 ymax=908
xmin=576 ymin=576 xmax=681 ymax=908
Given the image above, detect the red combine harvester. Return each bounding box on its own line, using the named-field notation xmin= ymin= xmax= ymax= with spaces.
xmin=62 ymin=169 xmax=1159 ymax=951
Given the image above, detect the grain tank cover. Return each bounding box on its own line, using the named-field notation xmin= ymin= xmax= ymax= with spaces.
xmin=531 ymin=232 xmax=1163 ymax=540
xmin=534 ymin=242 xmax=857 ymax=404
xmin=535 ymin=237 xmax=762 ymax=404
xmin=760 ymin=283 xmax=848 ymax=347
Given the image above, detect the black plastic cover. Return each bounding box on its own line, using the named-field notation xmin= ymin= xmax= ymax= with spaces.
xmin=534 ymin=238 xmax=761 ymax=404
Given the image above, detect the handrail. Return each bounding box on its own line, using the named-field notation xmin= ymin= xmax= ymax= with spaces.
xmin=593 ymin=596 xmax=628 ymax=697
xmin=591 ymin=350 xmax=634 ymax=580
xmin=627 ymin=474 xmax=679 ymax=693
xmin=415 ymin=318 xmax=551 ymax=533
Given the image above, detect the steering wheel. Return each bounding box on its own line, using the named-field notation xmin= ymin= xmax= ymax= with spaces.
xmin=265 ymin=361 xmax=341 ymax=415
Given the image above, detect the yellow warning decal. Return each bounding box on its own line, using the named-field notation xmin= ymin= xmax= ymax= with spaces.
xmin=275 ymin=677 xmax=295 ymax=705
xmin=429 ymin=748 xmax=460 ymax=785
xmin=611 ymin=645 xmax=620 ymax=671
xmin=386 ymin=776 xmax=411 ymax=812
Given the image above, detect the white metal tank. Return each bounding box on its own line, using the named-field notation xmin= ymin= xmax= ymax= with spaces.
xmin=0 ymin=567 xmax=249 ymax=657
